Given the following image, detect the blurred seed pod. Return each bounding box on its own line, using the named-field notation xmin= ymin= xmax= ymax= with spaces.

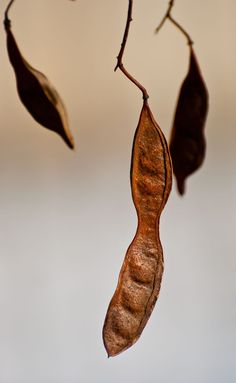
xmin=4 ymin=18 xmax=74 ymax=149
xmin=169 ymin=47 xmax=208 ymax=195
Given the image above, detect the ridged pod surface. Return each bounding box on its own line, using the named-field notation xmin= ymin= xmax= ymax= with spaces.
xmin=103 ymin=102 xmax=172 ymax=357
xmin=5 ymin=21 xmax=74 ymax=149
xmin=170 ymin=46 xmax=208 ymax=195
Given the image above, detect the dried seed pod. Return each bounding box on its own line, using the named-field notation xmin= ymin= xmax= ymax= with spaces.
xmin=170 ymin=47 xmax=208 ymax=195
xmin=4 ymin=19 xmax=74 ymax=149
xmin=103 ymin=102 xmax=172 ymax=357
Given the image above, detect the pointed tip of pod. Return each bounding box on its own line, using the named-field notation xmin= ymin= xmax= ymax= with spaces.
xmin=103 ymin=334 xmax=120 ymax=358
xmin=68 ymin=143 xmax=75 ymax=150
xmin=103 ymin=327 xmax=129 ymax=358
xmin=104 ymin=341 xmax=126 ymax=358
xmin=64 ymin=135 xmax=75 ymax=150
xmin=103 ymin=319 xmax=139 ymax=358
xmin=106 ymin=349 xmax=115 ymax=358
xmin=176 ymin=176 xmax=186 ymax=196
xmin=104 ymin=343 xmax=124 ymax=358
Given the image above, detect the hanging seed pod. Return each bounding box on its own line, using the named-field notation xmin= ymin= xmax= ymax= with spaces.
xmin=103 ymin=102 xmax=172 ymax=357
xmin=4 ymin=17 xmax=74 ymax=149
xmin=169 ymin=47 xmax=208 ymax=195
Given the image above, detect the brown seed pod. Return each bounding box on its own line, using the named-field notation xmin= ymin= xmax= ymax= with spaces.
xmin=103 ymin=102 xmax=172 ymax=357
xmin=169 ymin=46 xmax=208 ymax=195
xmin=4 ymin=19 xmax=74 ymax=149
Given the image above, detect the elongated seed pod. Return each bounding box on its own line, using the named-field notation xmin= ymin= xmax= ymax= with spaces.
xmin=103 ymin=102 xmax=172 ymax=357
xmin=4 ymin=20 xmax=74 ymax=149
xmin=170 ymin=47 xmax=208 ymax=195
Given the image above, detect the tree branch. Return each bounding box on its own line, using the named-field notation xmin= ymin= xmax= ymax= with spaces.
xmin=115 ymin=0 xmax=149 ymax=101
xmin=155 ymin=0 xmax=193 ymax=46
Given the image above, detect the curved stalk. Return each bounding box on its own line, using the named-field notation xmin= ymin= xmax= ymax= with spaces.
xmin=155 ymin=0 xmax=174 ymax=34
xmin=155 ymin=0 xmax=193 ymax=46
xmin=4 ymin=0 xmax=15 ymax=27
xmin=115 ymin=0 xmax=149 ymax=101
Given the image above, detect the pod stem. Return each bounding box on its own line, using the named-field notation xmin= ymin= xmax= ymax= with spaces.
xmin=115 ymin=0 xmax=149 ymax=102
xmin=4 ymin=0 xmax=76 ymax=29
xmin=4 ymin=0 xmax=15 ymax=28
xmin=155 ymin=0 xmax=193 ymax=46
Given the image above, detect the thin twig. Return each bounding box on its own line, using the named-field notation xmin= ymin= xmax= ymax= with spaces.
xmin=155 ymin=0 xmax=193 ymax=46
xmin=168 ymin=14 xmax=193 ymax=46
xmin=115 ymin=0 xmax=149 ymax=101
xmin=155 ymin=0 xmax=174 ymax=34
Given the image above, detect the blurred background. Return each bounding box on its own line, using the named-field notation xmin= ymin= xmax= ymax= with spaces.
xmin=0 ymin=0 xmax=235 ymax=382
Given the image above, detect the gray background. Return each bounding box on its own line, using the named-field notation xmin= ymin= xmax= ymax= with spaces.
xmin=0 ymin=0 xmax=235 ymax=382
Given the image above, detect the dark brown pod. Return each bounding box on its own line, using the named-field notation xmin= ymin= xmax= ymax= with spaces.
xmin=4 ymin=20 xmax=74 ymax=149
xmin=103 ymin=102 xmax=172 ymax=357
xmin=169 ymin=47 xmax=208 ymax=195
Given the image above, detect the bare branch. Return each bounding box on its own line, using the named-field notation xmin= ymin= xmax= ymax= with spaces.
xmin=155 ymin=0 xmax=174 ymax=34
xmin=155 ymin=0 xmax=193 ymax=46
xmin=115 ymin=0 xmax=149 ymax=101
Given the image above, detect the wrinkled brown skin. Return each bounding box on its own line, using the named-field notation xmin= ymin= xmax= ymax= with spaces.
xmin=103 ymin=102 xmax=172 ymax=357
xmin=170 ymin=47 xmax=208 ymax=195
xmin=5 ymin=22 xmax=74 ymax=149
